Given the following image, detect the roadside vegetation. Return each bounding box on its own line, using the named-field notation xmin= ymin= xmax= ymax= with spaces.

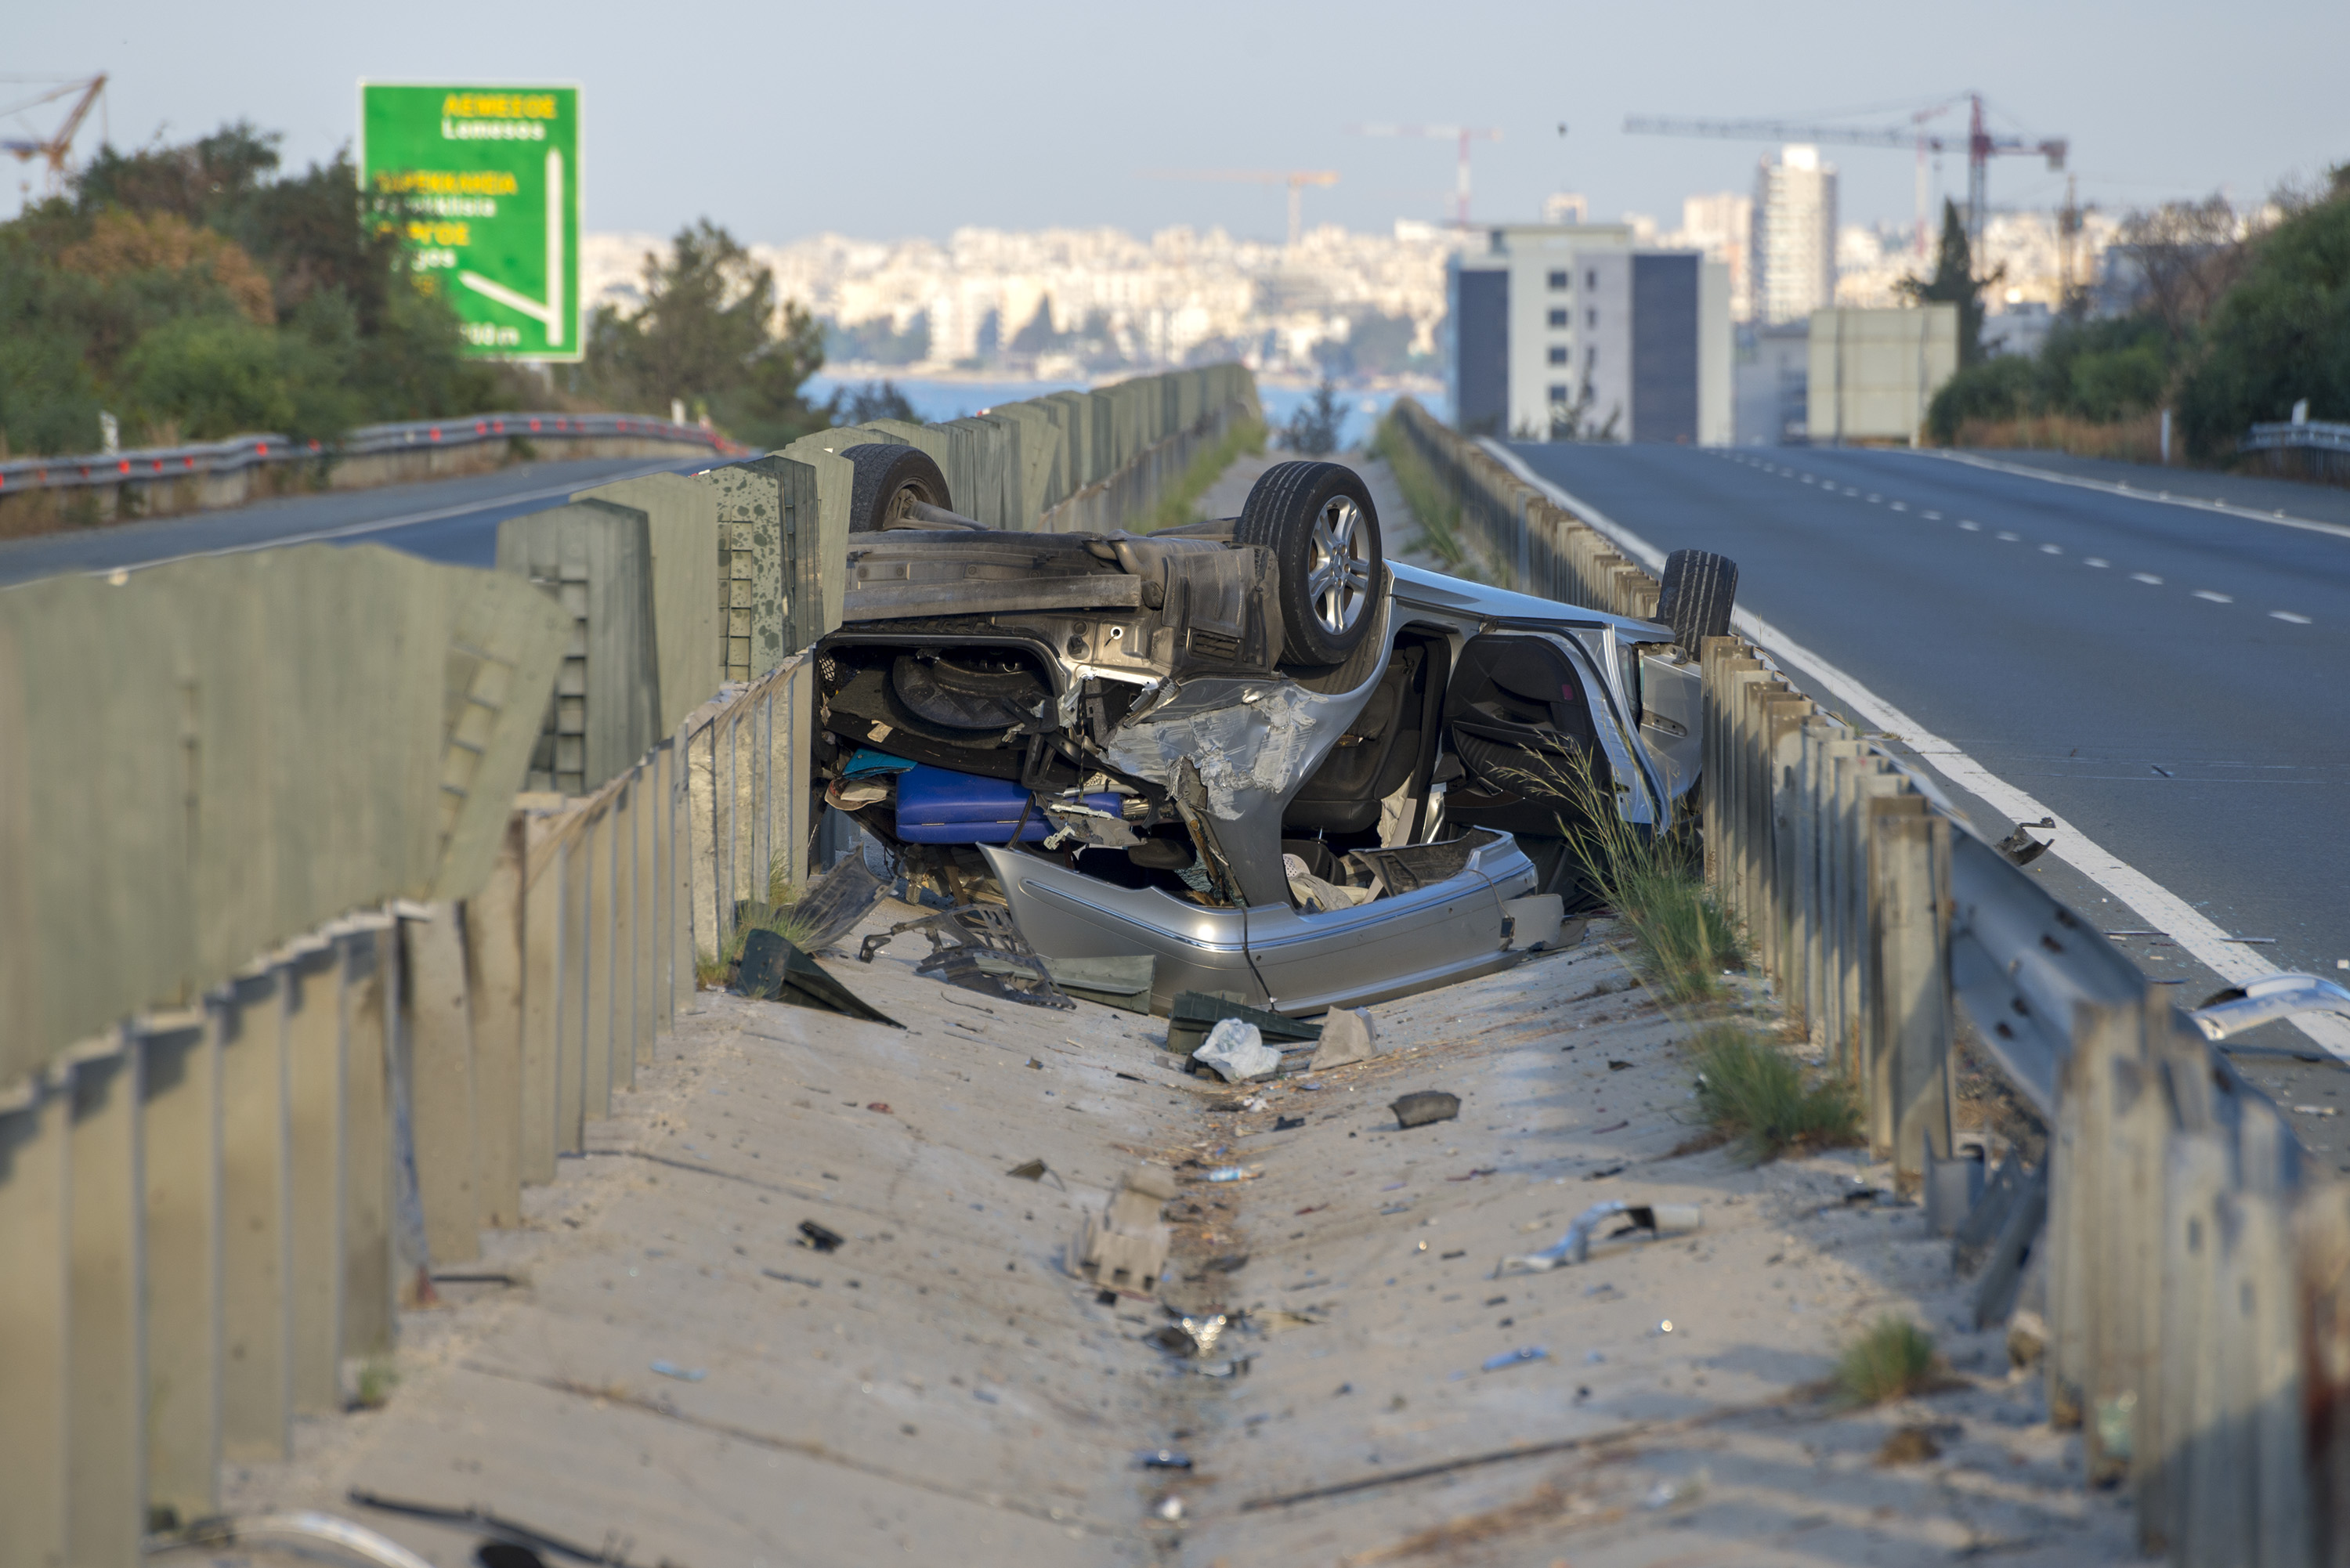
xmin=1146 ymin=415 xmax=1267 ymax=532
xmin=693 ymin=854 xmax=819 ymax=989
xmin=1367 ymin=406 xmax=1467 ymax=569
xmin=1925 ymin=165 xmax=2350 ymax=463
xmin=0 ymin=122 xmax=523 ymax=457
xmin=1836 ymin=1317 xmax=1947 ymax=1406
xmin=1691 ymin=1024 xmax=1860 ymax=1162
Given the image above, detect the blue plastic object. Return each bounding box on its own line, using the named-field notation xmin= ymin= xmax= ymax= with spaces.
xmin=842 ymin=748 xmax=918 ymax=779
xmin=892 ymin=764 xmax=1122 ymax=844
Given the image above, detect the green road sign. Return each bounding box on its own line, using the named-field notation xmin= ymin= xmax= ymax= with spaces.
xmin=359 ymin=83 xmax=580 ymax=361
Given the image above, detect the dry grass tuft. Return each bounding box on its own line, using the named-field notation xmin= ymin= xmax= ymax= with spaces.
xmin=1692 ymin=1025 xmax=1860 ymax=1164
xmin=1837 ymin=1317 xmax=1945 ymax=1407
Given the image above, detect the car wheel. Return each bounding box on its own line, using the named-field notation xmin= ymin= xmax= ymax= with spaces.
xmin=1657 ymin=548 xmax=1738 ymax=654
xmin=1235 ymin=461 xmax=1383 ymax=666
xmin=844 ymin=444 xmax=953 ymax=533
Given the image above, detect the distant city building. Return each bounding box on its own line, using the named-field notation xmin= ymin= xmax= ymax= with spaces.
xmin=1733 ymin=319 xmax=1812 ymax=445
xmin=1447 ymin=222 xmax=1731 ymax=444
xmin=1543 ymin=193 xmax=1589 ymax=225
xmin=1676 ymin=193 xmax=1754 ymax=323
xmin=1752 ymin=145 xmax=1837 ymax=326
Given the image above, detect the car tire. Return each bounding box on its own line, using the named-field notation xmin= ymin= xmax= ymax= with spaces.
xmin=844 ymin=444 xmax=953 ymax=533
xmin=1657 ymin=548 xmax=1738 ymax=654
xmin=1235 ymin=461 xmax=1384 ymax=667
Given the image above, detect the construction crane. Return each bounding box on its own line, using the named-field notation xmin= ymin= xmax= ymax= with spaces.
xmin=1624 ymin=92 xmax=2064 ymax=251
xmin=1349 ymin=124 xmax=1502 ymax=227
xmin=2 ymin=74 xmax=108 ymax=195
xmin=1143 ymin=168 xmax=1339 ymax=247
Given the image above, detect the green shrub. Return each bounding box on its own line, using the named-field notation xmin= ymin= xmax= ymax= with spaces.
xmin=2178 ymin=189 xmax=2350 ymax=457
xmin=1836 ymin=1317 xmax=1942 ymax=1406
xmin=1692 ymin=1025 xmax=1859 ymax=1162
xmin=1368 ymin=408 xmax=1466 ymax=569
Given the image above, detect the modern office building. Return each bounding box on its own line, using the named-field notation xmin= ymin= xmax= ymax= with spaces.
xmin=1752 ymin=145 xmax=1837 ymax=326
xmin=1447 ymin=222 xmax=1731 ymax=444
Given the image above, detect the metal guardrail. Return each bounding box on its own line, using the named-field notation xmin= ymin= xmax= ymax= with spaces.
xmin=0 ymin=411 xmax=743 ymax=495
xmin=2243 ymin=417 xmax=2350 ymax=453
xmin=1391 ymin=402 xmax=2350 ymax=1563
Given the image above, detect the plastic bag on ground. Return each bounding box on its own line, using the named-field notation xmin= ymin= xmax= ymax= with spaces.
xmin=1193 ymin=1018 xmax=1281 ymax=1082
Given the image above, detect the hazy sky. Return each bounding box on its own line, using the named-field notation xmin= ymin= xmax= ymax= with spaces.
xmin=9 ymin=0 xmax=2345 ymax=244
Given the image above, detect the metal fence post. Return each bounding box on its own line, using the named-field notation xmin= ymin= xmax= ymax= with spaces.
xmin=467 ymin=820 xmax=526 ymax=1229
xmin=519 ymin=811 xmax=562 ymax=1184
xmin=557 ymin=835 xmax=585 ymax=1155
xmin=1761 ymin=692 xmax=1811 ymax=992
xmin=1871 ymin=804 xmax=1951 ymax=1184
xmin=582 ymin=804 xmax=613 ymax=1122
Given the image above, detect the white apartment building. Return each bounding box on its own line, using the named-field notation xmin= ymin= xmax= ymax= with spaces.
xmin=1752 ymin=145 xmax=1837 ymax=326
xmin=1448 ymin=222 xmax=1731 ymax=444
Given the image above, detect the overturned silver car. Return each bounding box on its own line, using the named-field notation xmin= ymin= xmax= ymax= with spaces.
xmin=814 ymin=446 xmax=1737 ymax=1015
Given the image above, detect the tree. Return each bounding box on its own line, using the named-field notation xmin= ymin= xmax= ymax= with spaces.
xmin=584 ymin=220 xmax=827 ymax=450
xmin=1285 ymin=379 xmax=1345 ymax=455
xmin=1899 ymin=200 xmax=2002 ymax=367
xmin=830 ymin=381 xmax=919 ymax=425
xmin=2113 ymin=197 xmax=2251 ymax=345
xmin=2175 ymin=184 xmax=2350 ymax=457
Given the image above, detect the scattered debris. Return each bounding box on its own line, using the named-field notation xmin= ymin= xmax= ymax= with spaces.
xmin=649 ymin=1360 xmax=706 ymax=1382
xmin=797 ymin=1220 xmax=845 ymax=1253
xmin=161 ymin=1511 xmax=436 ymax=1568
xmin=1643 ymin=1469 xmax=1708 ymax=1509
xmin=866 ymin=1101 xmax=891 ymax=1114
xmin=1005 ymin=1158 xmax=1067 ymax=1189
xmin=1255 ymin=1309 xmax=1321 ymax=1334
xmin=1445 ymin=1168 xmax=1498 ymax=1181
xmin=1137 ymin=1449 xmax=1194 ymax=1470
xmin=1499 ymin=1201 xmax=1703 ymax=1273
xmin=1203 ymin=1253 xmax=1250 ymax=1274
xmin=1390 ymin=1090 xmax=1461 ymax=1129
xmin=1482 ymin=1346 xmax=1550 ymax=1371
xmin=1606 ymin=1060 xmax=1632 ymax=1071
xmin=1069 ymin=1165 xmax=1177 ymax=1298
xmin=1307 ymin=1007 xmax=1380 ymax=1071
xmin=1168 ymin=991 xmax=1320 ymax=1056
xmin=761 ymin=1269 xmax=822 ymax=1288
xmin=1041 ymin=953 xmax=1155 ymax=1013
xmin=1583 ymin=1165 xmax=1625 ymax=1181
xmin=790 ymin=854 xmax=886 ymax=952
xmin=1591 ymin=1120 xmax=1629 ymax=1134
xmin=1195 ymin=1018 xmax=1282 ymax=1082
xmin=734 ymin=930 xmax=902 ymax=1027
xmin=1203 ymin=1165 xmax=1259 ymax=1183
xmin=1996 ymin=818 xmax=2055 ymax=866
xmin=1155 ymin=1497 xmax=1185 ymax=1522
xmin=1877 ymin=1424 xmax=1947 ymax=1465
xmin=1147 ymin=1313 xmax=1229 ymax=1357
xmin=347 ymin=1492 xmax=610 ymax=1566
xmin=1273 ymin=1114 xmax=1305 ymax=1131
xmin=860 ymin=905 xmax=1075 ymax=1010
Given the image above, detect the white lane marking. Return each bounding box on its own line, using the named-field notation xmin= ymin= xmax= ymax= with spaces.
xmin=1996 ymin=531 xmax=2021 ymax=541
xmin=2272 ymin=611 xmax=2314 ymax=623
xmin=1960 ymin=521 xmax=1982 ymax=532
xmin=1909 ymin=448 xmax=2350 ymax=544
xmin=1890 ymin=501 xmax=1908 ymax=511
xmin=1922 ymin=510 xmax=1943 ymax=520
xmin=2085 ymin=558 xmax=2110 ymax=568
xmin=1867 ymin=493 xmax=1884 ymax=502
xmin=1479 ymin=438 xmax=2350 ymax=1057
xmin=2131 ymin=572 xmax=2164 ymax=585
xmin=2040 ymin=544 xmax=2063 ymax=555
xmin=83 ymin=461 xmax=685 ymax=577
xmin=2193 ymin=590 xmax=2235 ymax=603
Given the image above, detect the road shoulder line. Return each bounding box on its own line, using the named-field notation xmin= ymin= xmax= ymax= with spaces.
xmin=1900 ymin=447 xmax=2350 ymax=544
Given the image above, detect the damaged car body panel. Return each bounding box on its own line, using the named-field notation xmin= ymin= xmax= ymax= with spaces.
xmin=812 ymin=455 xmax=1734 ymax=1017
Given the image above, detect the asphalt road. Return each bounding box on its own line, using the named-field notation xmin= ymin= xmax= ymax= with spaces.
xmin=1509 ymin=440 xmax=2350 ymax=1026
xmin=0 ymin=454 xmax=701 ymax=587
